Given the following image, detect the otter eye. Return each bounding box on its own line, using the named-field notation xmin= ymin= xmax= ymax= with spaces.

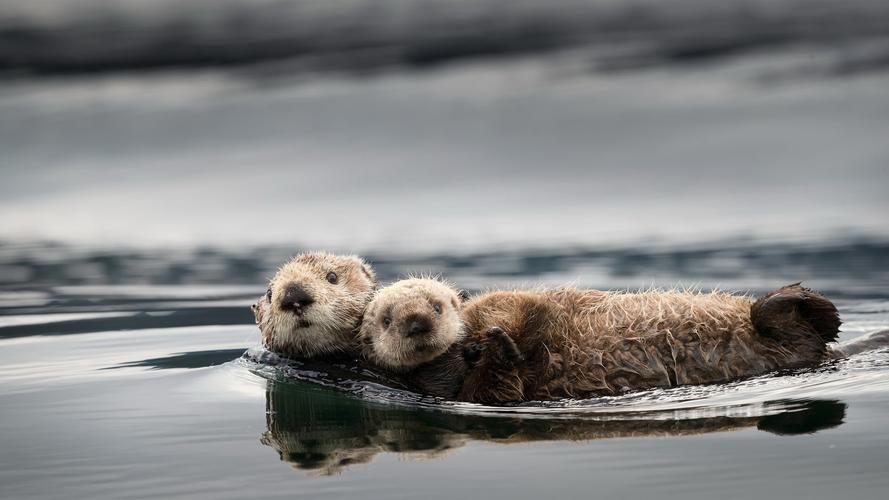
xmin=383 ymin=317 xmax=391 ymax=328
xmin=266 ymin=288 xmax=272 ymax=300
xmin=326 ymin=272 xmax=338 ymax=284
xmin=432 ymin=303 xmax=442 ymax=314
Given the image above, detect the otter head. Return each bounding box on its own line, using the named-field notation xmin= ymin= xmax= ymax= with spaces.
xmin=256 ymin=252 xmax=377 ymax=358
xmin=359 ymin=277 xmax=464 ymax=372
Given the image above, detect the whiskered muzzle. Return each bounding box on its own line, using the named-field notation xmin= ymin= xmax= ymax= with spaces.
xmin=280 ymin=283 xmax=315 ymax=316
xmin=404 ymin=315 xmax=434 ymax=338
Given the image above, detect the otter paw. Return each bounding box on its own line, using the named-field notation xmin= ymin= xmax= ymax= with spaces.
xmin=463 ymin=343 xmax=484 ymax=366
xmin=486 ymin=327 xmax=524 ymax=364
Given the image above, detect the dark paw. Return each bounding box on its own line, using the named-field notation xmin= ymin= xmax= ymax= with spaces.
xmin=463 ymin=342 xmax=484 ymax=366
xmin=486 ymin=327 xmax=524 ymax=364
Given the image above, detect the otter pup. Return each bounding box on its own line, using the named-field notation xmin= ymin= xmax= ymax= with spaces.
xmin=357 ymin=277 xmax=474 ymax=398
xmin=253 ymin=252 xmax=377 ymax=358
xmin=361 ymin=279 xmax=842 ymax=404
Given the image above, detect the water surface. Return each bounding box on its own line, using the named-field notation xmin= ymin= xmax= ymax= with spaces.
xmin=2 ymin=1 xmax=889 ymax=498
xmin=1 ymin=242 xmax=888 ymax=499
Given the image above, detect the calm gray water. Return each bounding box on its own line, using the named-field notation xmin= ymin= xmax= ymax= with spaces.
xmin=1 ymin=242 xmax=889 ymax=499
xmin=2 ymin=0 xmax=889 ymax=498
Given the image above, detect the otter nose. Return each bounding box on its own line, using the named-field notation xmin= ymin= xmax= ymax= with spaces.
xmin=405 ymin=316 xmax=432 ymax=338
xmin=280 ymin=283 xmax=314 ymax=313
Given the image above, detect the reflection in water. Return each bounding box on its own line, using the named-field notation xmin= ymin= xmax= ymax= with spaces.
xmin=260 ymin=380 xmax=845 ymax=476
xmin=107 ymin=349 xmax=247 ymax=370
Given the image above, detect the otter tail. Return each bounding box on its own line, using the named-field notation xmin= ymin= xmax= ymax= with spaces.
xmin=751 ymin=283 xmax=841 ymax=345
xmin=827 ymin=329 xmax=889 ymax=359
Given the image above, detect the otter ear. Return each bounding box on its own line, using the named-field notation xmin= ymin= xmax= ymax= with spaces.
xmin=451 ymin=289 xmax=470 ymax=310
xmin=357 ymin=326 xmax=373 ymax=345
xmin=357 ymin=260 xmax=377 ymax=286
xmin=355 ymin=299 xmax=377 ymax=336
xmin=353 ymin=318 xmax=375 ymax=350
xmin=355 ymin=321 xmax=376 ymax=359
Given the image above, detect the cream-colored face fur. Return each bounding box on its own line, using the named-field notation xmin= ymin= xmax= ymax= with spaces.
xmin=255 ymin=252 xmax=377 ymax=357
xmin=359 ymin=278 xmax=464 ymax=371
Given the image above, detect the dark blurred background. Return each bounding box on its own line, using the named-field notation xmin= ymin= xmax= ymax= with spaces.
xmin=1 ymin=0 xmax=888 ymax=290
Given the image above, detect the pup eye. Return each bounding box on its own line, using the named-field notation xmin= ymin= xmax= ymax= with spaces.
xmin=432 ymin=303 xmax=442 ymax=314
xmin=266 ymin=288 xmax=272 ymax=300
xmin=383 ymin=317 xmax=391 ymax=328
xmin=326 ymin=272 xmax=338 ymax=284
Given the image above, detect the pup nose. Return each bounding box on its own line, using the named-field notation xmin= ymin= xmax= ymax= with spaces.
xmin=280 ymin=283 xmax=314 ymax=313
xmin=406 ymin=317 xmax=432 ymax=337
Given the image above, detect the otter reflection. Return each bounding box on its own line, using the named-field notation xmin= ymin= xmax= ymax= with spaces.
xmin=260 ymin=381 xmax=845 ymax=476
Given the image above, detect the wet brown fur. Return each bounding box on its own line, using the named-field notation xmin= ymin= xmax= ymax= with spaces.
xmin=458 ymin=284 xmax=840 ymax=404
xmin=358 ymin=277 xmax=471 ymax=398
xmin=364 ymin=279 xmax=841 ymax=404
xmin=253 ymin=252 xmax=377 ymax=358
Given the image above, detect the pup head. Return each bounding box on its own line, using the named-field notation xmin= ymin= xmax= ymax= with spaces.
xmin=359 ymin=277 xmax=464 ymax=371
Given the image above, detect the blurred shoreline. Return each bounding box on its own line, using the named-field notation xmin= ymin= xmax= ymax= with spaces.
xmin=3 ymin=0 xmax=889 ymax=79
xmin=2 ymin=235 xmax=887 ymax=300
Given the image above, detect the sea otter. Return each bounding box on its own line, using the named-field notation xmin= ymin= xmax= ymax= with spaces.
xmin=357 ymin=277 xmax=477 ymax=397
xmin=253 ymin=252 xmax=377 ymax=358
xmin=360 ymin=278 xmax=847 ymax=404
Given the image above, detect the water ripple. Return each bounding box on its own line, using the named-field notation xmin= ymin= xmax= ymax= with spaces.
xmin=240 ymin=344 xmax=889 ymax=420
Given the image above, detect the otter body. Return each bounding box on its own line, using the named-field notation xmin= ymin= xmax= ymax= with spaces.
xmin=361 ymin=279 xmax=841 ymax=404
xmin=458 ymin=285 xmax=840 ymax=403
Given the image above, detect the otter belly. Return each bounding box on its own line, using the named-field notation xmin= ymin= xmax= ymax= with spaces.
xmin=462 ymin=286 xmax=838 ymax=403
